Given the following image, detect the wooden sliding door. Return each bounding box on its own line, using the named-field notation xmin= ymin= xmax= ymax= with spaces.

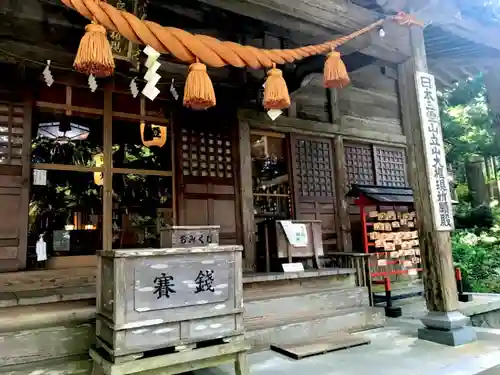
xmin=290 ymin=134 xmax=338 ymax=250
xmin=175 ymin=110 xmax=242 ymax=245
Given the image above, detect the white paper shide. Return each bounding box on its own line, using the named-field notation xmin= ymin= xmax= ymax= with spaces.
xmin=415 ymin=71 xmax=454 ymax=231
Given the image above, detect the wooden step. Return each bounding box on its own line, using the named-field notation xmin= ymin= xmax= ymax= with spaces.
xmin=244 ymin=287 xmax=369 ymax=322
xmin=243 ymin=271 xmax=357 ymax=301
xmin=270 ymin=332 xmax=370 ymax=359
xmin=245 ymin=307 xmax=385 ymax=350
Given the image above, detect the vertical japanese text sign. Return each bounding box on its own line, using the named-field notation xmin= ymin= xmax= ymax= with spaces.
xmin=415 ymin=71 xmax=454 ymax=231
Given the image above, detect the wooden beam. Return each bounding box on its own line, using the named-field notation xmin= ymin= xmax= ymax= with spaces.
xmin=397 ymin=24 xmax=476 ymax=345
xmin=376 ymin=0 xmax=500 ymax=55
xmin=239 ymin=109 xmax=407 ymax=145
xmin=237 ymin=119 xmax=256 ymax=272
xmin=199 ymin=0 xmax=411 ymax=63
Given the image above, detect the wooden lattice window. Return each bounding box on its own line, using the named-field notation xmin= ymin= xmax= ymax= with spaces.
xmin=344 ymin=144 xmax=375 ymax=186
xmin=180 ymin=127 xmax=233 ymax=179
xmin=0 ymin=102 xmax=24 ymax=166
xmin=294 ymin=138 xmax=334 ymax=198
xmin=374 ymin=146 xmax=407 ymax=187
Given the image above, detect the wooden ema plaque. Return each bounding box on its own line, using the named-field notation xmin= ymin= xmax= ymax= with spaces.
xmin=366 ymin=210 xmax=422 ymax=281
xmin=160 ymin=225 xmax=220 ymax=248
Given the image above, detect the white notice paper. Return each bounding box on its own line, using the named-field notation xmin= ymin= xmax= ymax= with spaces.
xmin=280 ymin=221 xmax=308 ymax=247
xmin=36 ymin=235 xmax=47 ymax=262
xmin=282 ymin=262 xmax=305 ymax=273
xmin=33 ymin=169 xmax=47 ymax=186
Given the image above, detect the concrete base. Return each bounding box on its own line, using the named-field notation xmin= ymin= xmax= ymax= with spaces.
xmin=418 ymin=311 xmax=477 ymax=346
xmin=417 ymin=326 xmax=477 ymax=346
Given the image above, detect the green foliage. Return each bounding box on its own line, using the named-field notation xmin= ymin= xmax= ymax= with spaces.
xmin=452 ymin=227 xmax=500 ymax=293
xmin=440 ymin=75 xmax=497 ymax=184
xmin=441 ymin=74 xmax=500 ymax=292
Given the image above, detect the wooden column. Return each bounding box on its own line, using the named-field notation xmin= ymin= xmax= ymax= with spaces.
xmin=333 ymin=136 xmax=352 ymax=252
xmin=238 ymin=120 xmax=256 ymax=272
xmin=102 ymin=86 xmax=113 ymax=251
xmin=397 ymin=25 xmax=476 ymax=346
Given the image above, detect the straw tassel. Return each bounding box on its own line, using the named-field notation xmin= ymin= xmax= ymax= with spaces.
xmin=183 ymin=60 xmax=216 ymax=110
xmin=263 ymin=64 xmax=290 ymax=110
xmin=74 ymin=23 xmax=115 ymax=78
xmin=323 ymin=50 xmax=350 ymax=89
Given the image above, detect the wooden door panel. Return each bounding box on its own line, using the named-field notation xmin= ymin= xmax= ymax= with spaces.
xmin=213 ymin=199 xmax=236 ymax=234
xmin=183 ymin=199 xmax=209 ymax=225
xmin=175 ymin=113 xmax=242 ymax=246
xmin=0 ymin=187 xmax=22 ymax=239
xmin=290 ymin=135 xmax=338 ymax=250
xmin=0 ymin=101 xmax=30 ymax=271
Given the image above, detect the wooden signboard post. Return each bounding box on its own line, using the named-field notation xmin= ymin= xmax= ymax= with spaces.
xmin=398 ymin=25 xmax=476 ymax=346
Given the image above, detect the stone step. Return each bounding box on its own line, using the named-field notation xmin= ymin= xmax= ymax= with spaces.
xmin=244 ymin=287 xmax=369 ymax=322
xmin=245 ymin=306 xmax=385 ymax=350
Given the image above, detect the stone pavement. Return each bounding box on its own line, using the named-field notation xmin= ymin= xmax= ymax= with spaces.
xmin=196 ymin=322 xmax=500 ymax=375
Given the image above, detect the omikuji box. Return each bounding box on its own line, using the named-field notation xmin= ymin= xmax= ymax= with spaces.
xmin=96 ymin=245 xmax=243 ymax=356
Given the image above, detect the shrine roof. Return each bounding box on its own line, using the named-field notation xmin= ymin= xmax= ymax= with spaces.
xmin=347 ymin=184 xmax=414 ymax=204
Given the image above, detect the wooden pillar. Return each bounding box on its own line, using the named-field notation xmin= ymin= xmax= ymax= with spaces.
xmin=238 ymin=120 xmax=256 ymax=272
xmin=333 ymin=136 xmax=352 ymax=252
xmin=397 ymin=25 xmax=476 ymax=346
xmin=102 ymin=86 xmax=113 ymax=251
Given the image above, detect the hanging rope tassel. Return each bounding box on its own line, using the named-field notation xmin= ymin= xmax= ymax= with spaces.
xmin=183 ymin=60 xmax=216 ymax=110
xmin=323 ymin=50 xmax=350 ymax=89
xmin=263 ymin=64 xmax=290 ymax=110
xmin=74 ymin=23 xmax=115 ymax=78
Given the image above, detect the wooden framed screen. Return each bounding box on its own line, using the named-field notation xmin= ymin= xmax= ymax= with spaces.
xmin=344 ymin=143 xmax=408 ymax=188
xmin=373 ymin=145 xmax=408 ymax=187
xmin=290 ymin=134 xmax=338 ymax=249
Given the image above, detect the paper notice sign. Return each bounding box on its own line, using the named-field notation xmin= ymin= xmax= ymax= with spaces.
xmin=282 ymin=262 xmax=305 ymax=273
xmin=33 ymin=169 xmax=47 ymax=186
xmin=36 ymin=235 xmax=47 ymax=261
xmin=403 ymin=260 xmax=413 ymax=268
xmin=377 ymin=259 xmax=388 ymax=267
xmin=280 ymin=221 xmax=308 ymax=247
xmin=408 ymin=269 xmax=418 ymax=276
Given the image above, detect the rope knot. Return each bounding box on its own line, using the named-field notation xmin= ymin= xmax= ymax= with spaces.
xmin=85 ymin=24 xmax=107 ymax=34
xmin=267 ymin=67 xmax=282 ymax=77
xmin=327 ymin=51 xmax=341 ymax=59
xmin=189 ymin=62 xmax=207 ymax=72
xmin=393 ymin=12 xmax=424 ymax=28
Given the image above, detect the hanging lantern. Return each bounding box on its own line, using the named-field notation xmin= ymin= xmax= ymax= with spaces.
xmin=140 ymin=122 xmax=167 ymax=148
xmin=93 ymin=153 xmax=104 ymax=186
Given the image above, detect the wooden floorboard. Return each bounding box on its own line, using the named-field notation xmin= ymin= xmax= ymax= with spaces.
xmin=270 ymin=333 xmax=370 ymax=360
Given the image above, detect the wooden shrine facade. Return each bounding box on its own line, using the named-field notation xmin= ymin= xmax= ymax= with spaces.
xmin=1 ymin=1 xmax=500 ymax=371
xmin=0 ymin=56 xmax=410 ymax=274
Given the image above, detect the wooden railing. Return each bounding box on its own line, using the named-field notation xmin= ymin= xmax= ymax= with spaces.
xmin=327 ymin=252 xmax=374 ymax=306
